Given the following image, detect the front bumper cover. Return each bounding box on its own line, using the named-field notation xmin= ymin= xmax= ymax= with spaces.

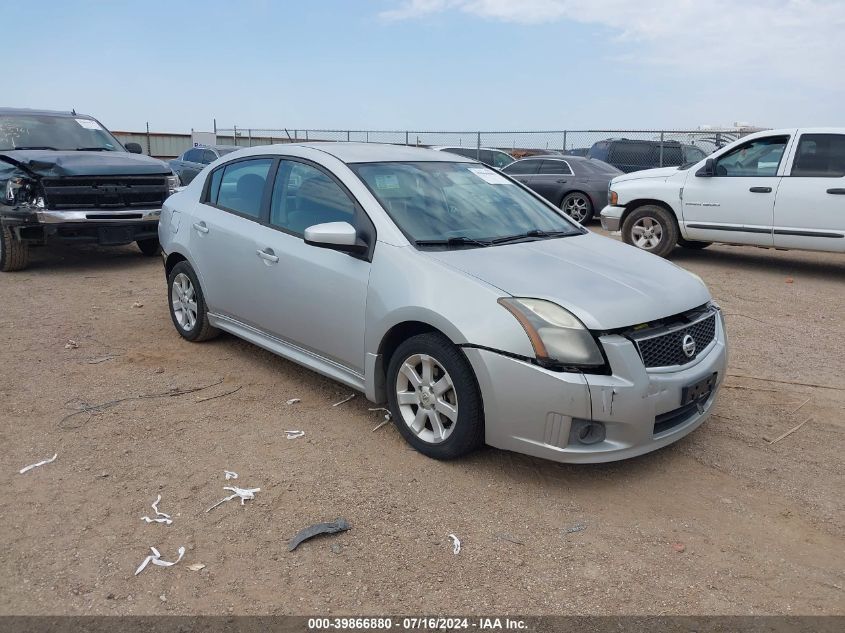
xmin=600 ymin=204 xmax=624 ymax=232
xmin=465 ymin=311 xmax=728 ymax=463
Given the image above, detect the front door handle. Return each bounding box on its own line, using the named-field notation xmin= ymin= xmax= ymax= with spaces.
xmin=749 ymin=186 xmax=772 ymax=193
xmin=556 ymin=179 xmax=568 ymax=183
xmin=827 ymin=188 xmax=845 ymax=195
xmin=257 ymin=248 xmax=279 ymax=264
xmin=192 ymin=221 xmax=209 ymax=234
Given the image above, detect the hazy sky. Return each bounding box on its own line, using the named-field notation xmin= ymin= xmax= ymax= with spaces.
xmin=7 ymin=0 xmax=844 ymax=133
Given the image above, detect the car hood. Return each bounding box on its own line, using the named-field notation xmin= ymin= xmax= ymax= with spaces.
xmin=612 ymin=166 xmax=682 ymax=184
xmin=0 ymin=150 xmax=171 ymax=177
xmin=422 ymin=232 xmax=710 ymax=330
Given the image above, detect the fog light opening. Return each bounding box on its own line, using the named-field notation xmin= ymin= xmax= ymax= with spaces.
xmin=569 ymin=419 xmax=606 ymax=446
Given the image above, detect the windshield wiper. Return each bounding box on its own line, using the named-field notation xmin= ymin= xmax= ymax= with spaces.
xmin=75 ymin=147 xmax=113 ymax=151
xmin=415 ymin=236 xmax=491 ymax=248
xmin=9 ymin=146 xmax=59 ymax=150
xmin=490 ymin=229 xmax=573 ymax=245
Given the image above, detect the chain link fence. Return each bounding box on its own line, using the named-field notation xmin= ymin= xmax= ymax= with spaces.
xmin=212 ymin=128 xmax=758 ymax=169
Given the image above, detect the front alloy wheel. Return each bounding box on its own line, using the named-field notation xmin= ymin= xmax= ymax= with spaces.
xmin=386 ymin=333 xmax=483 ymax=460
xmin=621 ymin=205 xmax=678 ymax=258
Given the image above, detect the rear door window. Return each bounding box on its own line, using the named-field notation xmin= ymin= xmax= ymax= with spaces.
xmin=790 ymin=134 xmax=845 ymax=177
xmin=538 ymin=160 xmax=573 ymax=175
xmin=503 ymin=159 xmax=541 ymax=175
xmin=184 ymin=148 xmax=203 ymax=163
xmin=208 ymin=158 xmax=273 ymax=219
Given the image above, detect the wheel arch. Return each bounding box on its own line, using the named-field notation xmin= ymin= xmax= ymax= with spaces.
xmin=621 ymin=198 xmax=681 ymax=232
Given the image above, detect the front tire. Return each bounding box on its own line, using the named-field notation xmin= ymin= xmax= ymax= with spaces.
xmin=386 ymin=332 xmax=484 ymax=460
xmin=0 ymin=224 xmax=30 ymax=272
xmin=137 ymin=238 xmax=161 ymax=257
xmin=167 ymin=261 xmax=219 ymax=342
xmin=560 ymin=192 xmax=594 ymax=223
xmin=622 ymin=205 xmax=678 ymax=257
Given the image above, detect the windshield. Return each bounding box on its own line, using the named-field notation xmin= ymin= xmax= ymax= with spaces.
xmin=0 ymin=114 xmax=124 ymax=151
xmin=351 ymin=161 xmax=583 ymax=246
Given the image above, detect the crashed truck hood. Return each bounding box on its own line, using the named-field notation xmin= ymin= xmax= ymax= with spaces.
xmin=423 ymin=232 xmax=711 ymax=330
xmin=0 ymin=150 xmax=170 ymax=177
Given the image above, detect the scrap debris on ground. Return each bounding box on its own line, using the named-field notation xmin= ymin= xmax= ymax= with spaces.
xmin=205 ymin=485 xmax=261 ymax=513
xmin=141 ymin=494 xmax=172 ymax=525
xmin=288 ymin=519 xmax=352 ymax=552
xmin=448 ymin=534 xmax=461 ymax=555
xmin=134 ymin=546 xmax=185 ymax=576
xmin=18 ymin=453 xmax=58 ymax=475
xmin=332 ymin=394 xmax=355 ymax=407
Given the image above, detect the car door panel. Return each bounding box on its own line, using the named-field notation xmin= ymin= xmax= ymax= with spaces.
xmin=681 ymin=134 xmax=795 ymax=245
xmin=773 ymin=132 xmax=845 ymax=252
xmin=532 ymin=160 xmax=572 ymax=203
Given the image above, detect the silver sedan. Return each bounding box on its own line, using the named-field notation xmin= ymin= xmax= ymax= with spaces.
xmin=159 ymin=143 xmax=727 ymax=463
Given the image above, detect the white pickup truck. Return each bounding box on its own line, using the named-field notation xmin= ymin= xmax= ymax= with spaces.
xmin=600 ymin=128 xmax=845 ymax=257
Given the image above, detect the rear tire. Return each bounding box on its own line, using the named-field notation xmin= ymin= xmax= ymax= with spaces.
xmin=386 ymin=332 xmax=484 ymax=460
xmin=0 ymin=224 xmax=30 ymax=272
xmin=137 ymin=238 xmax=161 ymax=257
xmin=167 ymin=261 xmax=219 ymax=342
xmin=678 ymin=238 xmax=712 ymax=250
xmin=622 ymin=205 xmax=678 ymax=257
xmin=560 ymin=192 xmax=594 ymax=223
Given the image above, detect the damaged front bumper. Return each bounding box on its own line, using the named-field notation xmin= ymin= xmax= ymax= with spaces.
xmin=2 ymin=206 xmax=161 ymax=245
xmin=465 ymin=312 xmax=727 ymax=463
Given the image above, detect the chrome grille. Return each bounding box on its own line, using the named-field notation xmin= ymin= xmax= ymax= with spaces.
xmin=630 ymin=312 xmax=716 ymax=368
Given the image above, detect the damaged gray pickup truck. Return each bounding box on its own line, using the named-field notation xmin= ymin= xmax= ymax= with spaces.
xmin=0 ymin=108 xmax=180 ymax=271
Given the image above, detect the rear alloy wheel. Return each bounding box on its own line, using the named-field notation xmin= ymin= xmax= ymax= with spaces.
xmin=560 ymin=192 xmax=594 ymax=223
xmin=386 ymin=333 xmax=483 ymax=460
xmin=622 ymin=205 xmax=678 ymax=257
xmin=167 ymin=261 xmax=219 ymax=342
xmin=0 ymin=224 xmax=30 ymax=272
xmin=137 ymin=238 xmax=161 ymax=257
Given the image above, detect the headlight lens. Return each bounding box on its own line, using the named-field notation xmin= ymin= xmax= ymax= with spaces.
xmin=166 ymin=173 xmax=181 ymax=194
xmin=498 ymin=297 xmax=605 ymax=368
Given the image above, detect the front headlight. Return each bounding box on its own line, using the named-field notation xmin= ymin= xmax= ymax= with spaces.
xmin=498 ymin=298 xmax=605 ymax=368
xmin=166 ymin=173 xmax=181 ymax=194
xmin=608 ymin=190 xmax=618 ymax=205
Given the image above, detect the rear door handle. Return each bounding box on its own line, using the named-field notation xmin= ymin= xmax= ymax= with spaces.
xmin=749 ymin=187 xmax=772 ymax=193
xmin=827 ymin=188 xmax=845 ymax=195
xmin=192 ymin=221 xmax=209 ymax=234
xmin=257 ymin=248 xmax=279 ymax=264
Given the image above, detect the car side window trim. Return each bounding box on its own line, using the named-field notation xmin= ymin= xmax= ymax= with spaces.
xmin=713 ymin=135 xmax=791 ymax=178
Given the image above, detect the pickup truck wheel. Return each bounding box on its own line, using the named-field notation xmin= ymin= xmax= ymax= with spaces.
xmin=678 ymin=238 xmax=712 ymax=250
xmin=137 ymin=238 xmax=161 ymax=257
xmin=386 ymin=332 xmax=484 ymax=460
xmin=622 ymin=205 xmax=678 ymax=257
xmin=0 ymin=225 xmax=30 ymax=272
xmin=560 ymin=192 xmax=593 ymax=223
xmin=167 ymin=261 xmax=219 ymax=342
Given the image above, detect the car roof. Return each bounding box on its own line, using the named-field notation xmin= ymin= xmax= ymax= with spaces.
xmin=0 ymin=107 xmax=95 ymax=118
xmin=297 ymin=142 xmax=476 ymax=164
xmin=430 ymin=146 xmax=508 ymax=153
xmin=511 ymin=154 xmax=589 ymax=162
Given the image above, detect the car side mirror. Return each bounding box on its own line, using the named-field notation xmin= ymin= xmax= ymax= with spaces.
xmin=696 ymin=157 xmax=716 ymax=177
xmin=125 ymin=142 xmax=143 ymax=154
xmin=304 ymin=221 xmax=367 ymax=254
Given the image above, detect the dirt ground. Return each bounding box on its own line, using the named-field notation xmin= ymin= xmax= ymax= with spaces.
xmin=0 ymin=233 xmax=843 ymax=616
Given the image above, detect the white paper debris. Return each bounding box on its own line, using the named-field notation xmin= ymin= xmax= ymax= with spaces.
xmin=332 ymin=394 xmax=356 ymax=407
xmin=64 ymin=340 xmax=79 ymax=349
xmin=205 ymin=485 xmax=261 ymax=512
xmin=134 ymin=546 xmax=185 ymax=576
xmin=188 ymin=563 xmax=206 ymax=571
xmin=285 ymin=430 xmax=305 ymax=439
xmin=141 ymin=494 xmax=173 ymax=525
xmin=286 ymin=398 xmax=301 ymax=405
xmin=224 ymin=470 xmax=238 ymax=480
xmin=448 ymin=533 xmax=461 ymax=555
xmin=19 ymin=453 xmax=58 ymax=474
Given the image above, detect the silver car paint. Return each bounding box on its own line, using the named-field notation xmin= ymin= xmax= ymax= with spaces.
xmin=160 ymin=143 xmax=727 ymax=463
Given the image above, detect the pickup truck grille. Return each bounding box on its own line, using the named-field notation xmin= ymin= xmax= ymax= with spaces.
xmin=41 ymin=176 xmax=168 ymax=210
xmin=628 ymin=309 xmax=717 ymax=369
